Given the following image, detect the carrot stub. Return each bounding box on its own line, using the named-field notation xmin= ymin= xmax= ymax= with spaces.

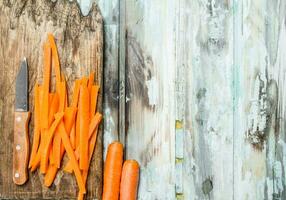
xmin=102 ymin=142 xmax=124 ymax=200
xmin=119 ymin=160 xmax=140 ymax=200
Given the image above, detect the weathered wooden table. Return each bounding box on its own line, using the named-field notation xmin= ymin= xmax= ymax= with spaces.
xmin=1 ymin=0 xmax=286 ymax=199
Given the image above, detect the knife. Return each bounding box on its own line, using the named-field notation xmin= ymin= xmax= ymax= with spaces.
xmin=13 ymin=58 xmax=31 ymax=185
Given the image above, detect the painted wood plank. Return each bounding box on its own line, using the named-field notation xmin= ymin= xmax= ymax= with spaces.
xmin=181 ymin=0 xmax=234 ymax=199
xmin=125 ymin=1 xmax=177 ymax=199
xmin=234 ymin=0 xmax=286 ymax=199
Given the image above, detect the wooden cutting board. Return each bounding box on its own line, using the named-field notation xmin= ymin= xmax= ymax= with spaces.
xmin=0 ymin=0 xmax=103 ymax=199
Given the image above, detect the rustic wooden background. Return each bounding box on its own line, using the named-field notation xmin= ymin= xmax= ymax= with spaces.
xmin=89 ymin=0 xmax=286 ymax=199
xmin=1 ymin=0 xmax=286 ymax=199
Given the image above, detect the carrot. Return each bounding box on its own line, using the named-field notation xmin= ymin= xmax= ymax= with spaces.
xmin=40 ymin=112 xmax=64 ymax=173
xmin=88 ymin=72 xmax=95 ymax=92
xmin=75 ymin=105 xmax=80 ymax=148
xmin=64 ymin=107 xmax=77 ymax=134
xmin=71 ymin=79 xmax=81 ymax=108
xmin=57 ymin=121 xmax=86 ymax=193
xmin=81 ymin=76 xmax=89 ymax=87
xmin=47 ymin=33 xmax=61 ymax=91
xmin=70 ymin=125 xmax=76 ymax=150
xmin=79 ymin=85 xmax=90 ymax=170
xmin=90 ymin=85 xmax=100 ymax=118
xmin=119 ymin=160 xmax=140 ymax=200
xmin=28 ymin=84 xmax=41 ymax=168
xmin=44 ymin=108 xmax=77 ymax=186
xmin=64 ymin=113 xmax=102 ymax=173
xmin=102 ymin=142 xmax=124 ymax=200
xmin=41 ymin=42 xmax=51 ymax=130
xmin=58 ymin=81 xmax=66 ymax=112
xmin=52 ymin=131 xmax=61 ymax=168
xmin=77 ymin=114 xmax=102 ymax=200
xmin=48 ymin=93 xmax=59 ymax=127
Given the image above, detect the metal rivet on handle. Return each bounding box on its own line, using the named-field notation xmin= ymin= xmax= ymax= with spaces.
xmin=16 ymin=116 xmax=21 ymax=122
xmin=15 ymin=172 xmax=20 ymax=178
xmin=16 ymin=144 xmax=21 ymax=151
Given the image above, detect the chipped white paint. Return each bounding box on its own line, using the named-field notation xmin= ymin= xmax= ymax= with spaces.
xmin=146 ymin=77 xmax=158 ymax=106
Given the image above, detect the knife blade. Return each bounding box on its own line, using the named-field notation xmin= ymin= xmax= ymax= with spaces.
xmin=13 ymin=58 xmax=31 ymax=185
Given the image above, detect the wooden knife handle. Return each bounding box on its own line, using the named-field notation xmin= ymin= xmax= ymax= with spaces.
xmin=13 ymin=111 xmax=31 ymax=185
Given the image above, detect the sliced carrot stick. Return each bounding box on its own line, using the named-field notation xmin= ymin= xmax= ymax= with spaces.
xmin=41 ymin=42 xmax=52 ymax=130
xmin=119 ymin=160 xmax=140 ymax=200
xmin=64 ymin=113 xmax=102 ymax=173
xmin=31 ymin=129 xmax=46 ymax=172
xmin=90 ymin=85 xmax=100 ymax=118
xmin=29 ymin=84 xmax=41 ymax=168
xmin=57 ymin=121 xmax=86 ymax=193
xmin=44 ymin=108 xmax=77 ymax=186
xmin=75 ymin=105 xmax=80 ymax=149
xmin=71 ymin=79 xmax=81 ymax=108
xmin=88 ymin=72 xmax=95 ymax=92
xmin=77 ymin=121 xmax=101 ymax=200
xmin=102 ymin=142 xmax=123 ymax=200
xmin=58 ymin=81 xmax=66 ymax=112
xmin=81 ymin=76 xmax=89 ymax=87
xmin=52 ymin=131 xmax=61 ymax=168
xmin=40 ymin=112 xmax=64 ymax=174
xmin=44 ymin=138 xmax=66 ymax=187
xmin=48 ymin=93 xmax=59 ymax=127
xmin=70 ymin=125 xmax=76 ymax=150
xmin=38 ymin=85 xmax=44 ymax=126
xmin=47 ymin=33 xmax=61 ymax=91
xmin=79 ymin=85 xmax=90 ymax=170
xmin=64 ymin=107 xmax=77 ymax=134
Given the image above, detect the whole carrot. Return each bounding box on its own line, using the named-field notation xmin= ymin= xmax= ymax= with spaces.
xmin=102 ymin=142 xmax=124 ymax=200
xmin=120 ymin=160 xmax=140 ymax=200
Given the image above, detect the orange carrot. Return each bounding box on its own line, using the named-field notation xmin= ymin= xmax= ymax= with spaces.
xmin=41 ymin=42 xmax=51 ymax=130
xmin=29 ymin=84 xmax=41 ymax=168
xmin=79 ymin=85 xmax=90 ymax=170
xmin=81 ymin=76 xmax=89 ymax=87
xmin=71 ymin=79 xmax=81 ymax=108
xmin=52 ymin=81 xmax=66 ymax=167
xmin=88 ymin=72 xmax=95 ymax=92
xmin=90 ymin=85 xmax=100 ymax=118
xmin=48 ymin=93 xmax=59 ymax=127
xmin=44 ymin=108 xmax=77 ymax=186
xmin=40 ymin=112 xmax=64 ymax=173
xmin=64 ymin=113 xmax=102 ymax=173
xmin=119 ymin=160 xmax=140 ymax=200
xmin=102 ymin=142 xmax=124 ymax=200
xmin=77 ymin=117 xmax=102 ymax=200
xmin=75 ymin=104 xmax=80 ymax=148
xmin=70 ymin=125 xmax=76 ymax=150
xmin=57 ymin=121 xmax=86 ymax=193
xmin=58 ymin=81 xmax=66 ymax=112
xmin=64 ymin=107 xmax=77 ymax=134
xmin=47 ymin=33 xmax=61 ymax=91
xmin=52 ymin=131 xmax=61 ymax=168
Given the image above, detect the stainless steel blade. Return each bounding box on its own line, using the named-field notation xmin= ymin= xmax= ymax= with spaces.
xmin=15 ymin=58 xmax=28 ymax=111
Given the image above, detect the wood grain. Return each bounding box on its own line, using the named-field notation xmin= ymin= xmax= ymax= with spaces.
xmin=13 ymin=111 xmax=31 ymax=185
xmin=0 ymin=0 xmax=103 ymax=199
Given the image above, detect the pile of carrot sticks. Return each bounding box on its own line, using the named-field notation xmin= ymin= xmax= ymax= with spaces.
xmin=28 ymin=33 xmax=102 ymax=200
xmin=102 ymin=142 xmax=140 ymax=200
